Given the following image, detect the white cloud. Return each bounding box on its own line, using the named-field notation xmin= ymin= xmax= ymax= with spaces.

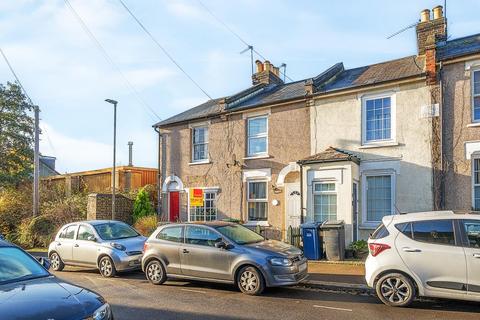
xmin=40 ymin=123 xmax=126 ymax=173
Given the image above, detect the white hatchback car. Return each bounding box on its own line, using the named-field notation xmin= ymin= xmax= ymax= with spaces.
xmin=365 ymin=210 xmax=480 ymax=307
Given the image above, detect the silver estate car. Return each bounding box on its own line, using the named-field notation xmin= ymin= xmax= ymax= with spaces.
xmin=142 ymin=221 xmax=308 ymax=295
xmin=48 ymin=220 xmax=146 ymax=277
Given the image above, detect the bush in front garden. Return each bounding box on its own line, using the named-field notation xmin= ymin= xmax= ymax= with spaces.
xmin=134 ymin=215 xmax=158 ymax=236
xmin=18 ymin=214 xmax=57 ymax=248
xmin=133 ymin=187 xmax=154 ymax=222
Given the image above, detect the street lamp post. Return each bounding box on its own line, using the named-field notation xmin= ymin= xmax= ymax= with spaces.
xmin=105 ymin=99 xmax=118 ymax=220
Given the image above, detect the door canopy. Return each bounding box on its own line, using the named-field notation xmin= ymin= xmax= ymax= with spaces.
xmin=276 ymin=162 xmax=300 ymax=187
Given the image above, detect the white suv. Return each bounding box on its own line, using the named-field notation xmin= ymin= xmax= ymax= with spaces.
xmin=365 ymin=210 xmax=480 ymax=307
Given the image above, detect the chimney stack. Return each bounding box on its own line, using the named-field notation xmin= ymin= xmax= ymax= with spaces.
xmin=416 ymin=6 xmax=447 ymax=56
xmin=128 ymin=141 xmax=133 ymax=166
xmin=252 ymin=60 xmax=284 ymax=86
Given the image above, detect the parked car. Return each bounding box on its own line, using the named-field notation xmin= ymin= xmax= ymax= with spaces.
xmin=142 ymin=221 xmax=308 ymax=295
xmin=366 ymin=210 xmax=480 ymax=307
xmin=0 ymin=239 xmax=113 ymax=320
xmin=48 ymin=220 xmax=146 ymax=277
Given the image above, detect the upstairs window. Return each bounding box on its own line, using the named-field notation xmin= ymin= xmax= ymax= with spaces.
xmin=473 ymin=70 xmax=480 ymax=122
xmin=247 ymin=116 xmax=268 ymax=156
xmin=363 ymin=95 xmax=394 ymax=144
xmin=192 ymin=127 xmax=208 ymax=162
xmin=474 ymin=158 xmax=480 ymax=211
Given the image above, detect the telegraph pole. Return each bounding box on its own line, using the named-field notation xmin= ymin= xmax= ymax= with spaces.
xmin=33 ymin=105 xmax=40 ymax=217
xmin=105 ymin=99 xmax=118 ymax=220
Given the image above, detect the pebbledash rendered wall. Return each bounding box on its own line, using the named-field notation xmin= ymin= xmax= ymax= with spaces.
xmin=159 ymin=100 xmax=310 ymax=239
xmin=442 ymin=60 xmax=480 ymax=210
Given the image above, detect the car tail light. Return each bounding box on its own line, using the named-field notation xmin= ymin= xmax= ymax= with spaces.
xmin=368 ymin=243 xmax=391 ymax=257
xmin=143 ymin=242 xmax=149 ymax=252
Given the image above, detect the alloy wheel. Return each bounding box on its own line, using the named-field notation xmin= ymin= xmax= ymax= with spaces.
xmin=147 ymin=262 xmax=162 ymax=282
xmin=380 ymin=277 xmax=410 ymax=304
xmin=240 ymin=270 xmax=258 ymax=292
xmin=100 ymin=258 xmax=113 ymax=277
xmin=51 ymin=253 xmax=60 ymax=269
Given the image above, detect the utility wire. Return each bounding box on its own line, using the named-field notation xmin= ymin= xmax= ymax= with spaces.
xmin=197 ymin=0 xmax=294 ymax=82
xmin=0 ymin=47 xmax=35 ymax=105
xmin=118 ymin=0 xmax=212 ymax=100
xmin=64 ymin=0 xmax=161 ymax=121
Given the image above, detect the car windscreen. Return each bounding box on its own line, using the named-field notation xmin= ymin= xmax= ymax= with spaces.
xmin=0 ymin=247 xmax=50 ymax=285
xmin=93 ymin=222 xmax=140 ymax=240
xmin=215 ymin=224 xmax=264 ymax=245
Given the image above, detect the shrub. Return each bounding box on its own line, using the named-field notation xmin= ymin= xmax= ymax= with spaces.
xmin=133 ymin=187 xmax=154 ymax=222
xmin=134 ymin=215 xmax=158 ymax=236
xmin=0 ymin=185 xmax=32 ymax=241
xmin=17 ymin=214 xmax=57 ymax=248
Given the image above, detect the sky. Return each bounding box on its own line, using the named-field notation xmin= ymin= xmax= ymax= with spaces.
xmin=1 ymin=0 xmax=479 ymax=173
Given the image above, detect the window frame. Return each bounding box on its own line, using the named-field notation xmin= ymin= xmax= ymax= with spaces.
xmin=473 ymin=157 xmax=480 ymax=211
xmin=246 ymin=179 xmax=268 ymax=223
xmin=247 ymin=115 xmax=268 ymax=157
xmin=184 ymin=225 xmax=223 ymax=247
xmin=361 ymin=92 xmax=396 ymax=146
xmin=361 ymin=171 xmax=396 ymax=228
xmin=59 ymin=225 xmax=77 ymax=240
xmin=187 ymin=189 xmax=218 ymax=222
xmin=409 ymin=219 xmax=458 ymax=247
xmin=312 ymin=181 xmax=337 ymax=222
xmin=191 ymin=125 xmax=209 ymax=163
xmin=472 ymin=68 xmax=480 ymax=123
xmin=76 ymin=224 xmax=95 ymax=241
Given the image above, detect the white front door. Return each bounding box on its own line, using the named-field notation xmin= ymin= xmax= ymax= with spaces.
xmin=285 ymin=183 xmax=301 ymax=229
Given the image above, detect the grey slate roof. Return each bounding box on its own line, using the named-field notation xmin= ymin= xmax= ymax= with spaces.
xmin=437 ymin=33 xmax=480 ymax=61
xmin=155 ymin=55 xmax=425 ymax=128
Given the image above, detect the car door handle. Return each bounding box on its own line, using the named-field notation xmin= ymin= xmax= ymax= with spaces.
xmin=74 ymin=244 xmax=79 ymax=248
xmin=402 ymin=247 xmax=421 ymax=253
xmin=182 ymin=249 xmax=189 ymax=254
xmin=56 ymin=242 xmax=62 ymax=246
xmin=473 ymin=253 xmax=480 ymax=259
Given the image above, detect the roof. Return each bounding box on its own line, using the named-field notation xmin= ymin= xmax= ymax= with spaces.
xmin=155 ymin=55 xmax=426 ymax=128
xmin=437 ymin=33 xmax=480 ymax=61
xmin=41 ymin=165 xmax=157 ymax=180
xmin=298 ymin=147 xmax=360 ymax=164
xmin=385 ymin=210 xmax=480 ymax=224
xmin=318 ymin=56 xmax=425 ymax=93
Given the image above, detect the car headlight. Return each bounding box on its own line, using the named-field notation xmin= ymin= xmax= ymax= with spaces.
xmin=110 ymin=242 xmax=126 ymax=251
xmin=268 ymin=257 xmax=292 ymax=266
xmin=92 ymin=303 xmax=111 ymax=320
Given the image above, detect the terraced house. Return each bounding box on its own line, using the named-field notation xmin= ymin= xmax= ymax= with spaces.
xmin=154 ymin=5 xmax=479 ymax=244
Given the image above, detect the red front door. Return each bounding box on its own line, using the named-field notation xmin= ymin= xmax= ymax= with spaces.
xmin=169 ymin=191 xmax=180 ymax=222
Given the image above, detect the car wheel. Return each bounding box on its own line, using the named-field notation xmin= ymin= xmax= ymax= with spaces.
xmin=49 ymin=252 xmax=64 ymax=271
xmin=145 ymin=260 xmax=167 ymax=285
xmin=376 ymin=273 xmax=416 ymax=307
xmin=237 ymin=266 xmax=265 ymax=295
xmin=99 ymin=256 xmax=117 ymax=278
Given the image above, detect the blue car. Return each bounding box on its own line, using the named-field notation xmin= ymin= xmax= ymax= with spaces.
xmin=0 ymin=239 xmax=113 ymax=320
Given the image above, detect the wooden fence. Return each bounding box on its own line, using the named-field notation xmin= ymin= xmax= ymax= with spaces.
xmin=286 ymin=226 xmax=302 ymax=248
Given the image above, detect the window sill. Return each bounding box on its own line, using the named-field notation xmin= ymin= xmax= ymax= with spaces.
xmin=359 ymin=142 xmax=399 ymax=149
xmin=359 ymin=223 xmax=380 ymax=230
xmin=244 ymin=221 xmax=270 ymax=227
xmin=188 ymin=160 xmax=211 ymax=166
xmin=243 ymin=155 xmax=271 ymax=160
xmin=467 ymin=122 xmax=480 ymax=128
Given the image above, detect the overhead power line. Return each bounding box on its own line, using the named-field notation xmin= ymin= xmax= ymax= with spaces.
xmin=64 ymin=0 xmax=161 ymax=121
xmin=118 ymin=0 xmax=212 ymax=100
xmin=197 ymin=0 xmax=294 ymax=82
xmin=0 ymin=47 xmax=35 ymax=105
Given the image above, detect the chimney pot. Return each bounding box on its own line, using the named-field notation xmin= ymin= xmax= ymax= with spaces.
xmin=432 ymin=5 xmax=443 ymax=20
xmin=420 ymin=9 xmax=430 ymax=22
xmin=255 ymin=60 xmax=264 ymax=73
xmin=264 ymin=60 xmax=271 ymax=72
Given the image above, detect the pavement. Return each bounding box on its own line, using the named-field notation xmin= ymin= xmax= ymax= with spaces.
xmin=51 ymin=267 xmax=480 ymax=320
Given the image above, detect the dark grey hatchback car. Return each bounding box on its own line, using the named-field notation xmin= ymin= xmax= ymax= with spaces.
xmin=142 ymin=222 xmax=308 ymax=295
xmin=0 ymin=240 xmax=113 ymax=320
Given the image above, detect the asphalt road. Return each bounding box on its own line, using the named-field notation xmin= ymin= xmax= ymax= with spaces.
xmin=53 ymin=267 xmax=480 ymax=320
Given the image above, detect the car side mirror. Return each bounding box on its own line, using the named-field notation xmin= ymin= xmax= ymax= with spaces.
xmin=215 ymin=241 xmax=227 ymax=249
xmin=87 ymin=235 xmax=96 ymax=242
xmin=37 ymin=257 xmax=51 ymax=270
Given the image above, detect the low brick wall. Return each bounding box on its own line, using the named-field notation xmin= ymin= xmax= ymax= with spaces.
xmin=87 ymin=193 xmax=134 ymax=224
